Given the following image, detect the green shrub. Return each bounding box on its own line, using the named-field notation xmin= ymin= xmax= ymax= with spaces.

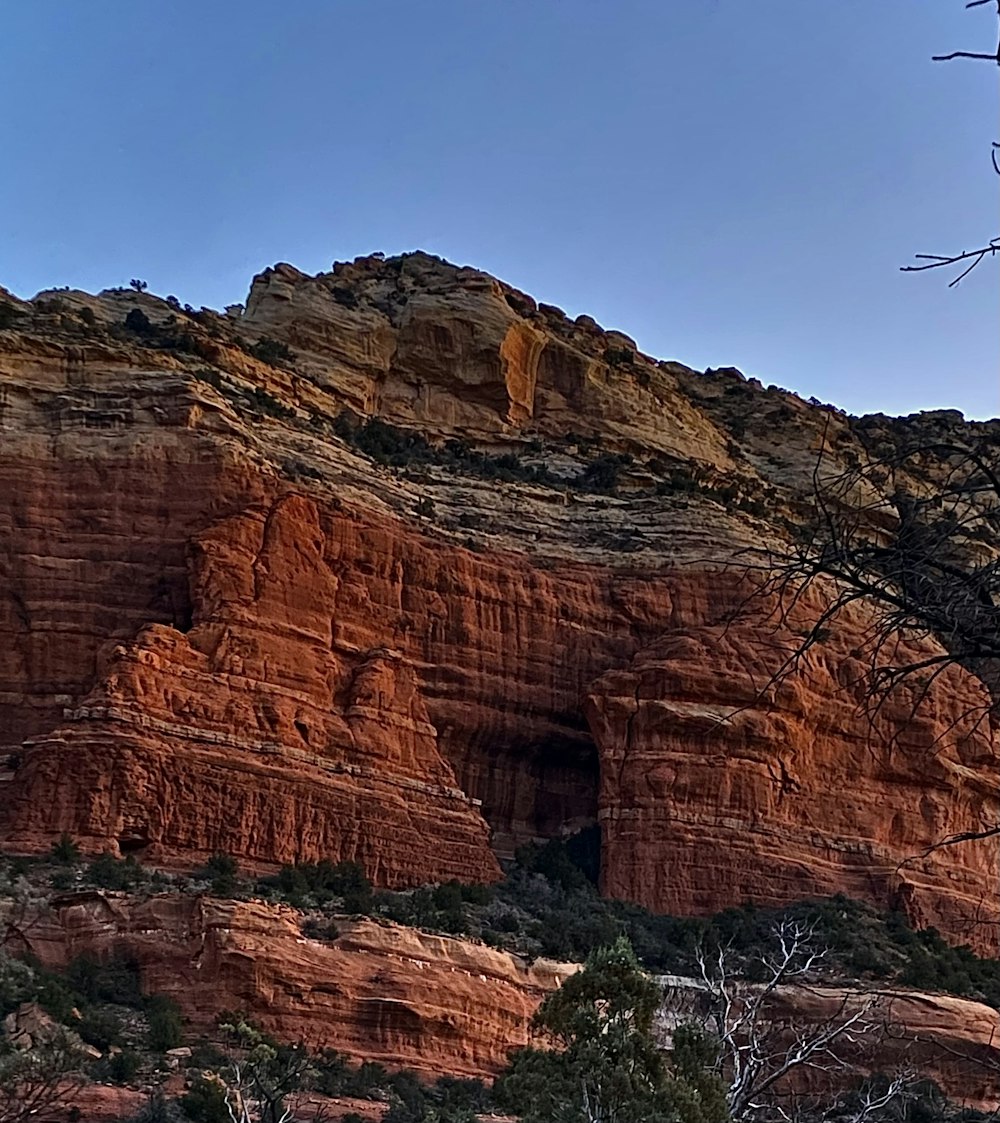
xmin=196 ymin=853 xmax=240 ymax=897
xmin=66 ymin=954 xmax=143 ymax=1007
xmin=431 ymin=881 xmax=464 ymax=913
xmin=192 ymin=367 xmax=225 ymax=390
xmin=459 ymin=883 xmax=494 ymax=905
xmin=106 ymin=1048 xmax=142 ymax=1083
xmin=330 ymin=287 xmax=358 ymax=308
xmin=146 ymin=994 xmax=184 ymax=1051
xmin=333 ymin=413 xmax=560 ymax=486
xmin=0 ymin=952 xmax=36 ymax=1017
xmin=282 ymin=458 xmax=323 ymax=482
xmin=188 ymin=1039 xmax=229 ymax=1070
xmin=261 ymin=859 xmax=372 ymax=909
xmin=124 ymin=308 xmax=155 ymax=336
xmin=313 ymin=1048 xmax=352 ymax=1095
xmin=247 ymin=337 xmax=294 ymax=367
xmin=243 ymin=385 xmax=294 ymax=419
xmin=34 ymin=972 xmax=79 ymax=1023
xmin=301 ymin=918 xmax=340 ymax=942
xmin=180 ymin=1077 xmax=231 ymax=1123
xmin=334 ymin=414 xmax=435 ymax=466
xmin=514 ymin=836 xmax=592 ymax=892
xmin=124 ymin=1092 xmax=176 ymax=1123
xmin=87 ymin=853 xmax=145 ymax=891
xmin=341 ymin=883 xmax=374 ymax=915
xmin=578 ymin=453 xmax=632 ymax=494
xmin=0 ymin=303 xmax=26 ymax=329
xmin=348 ymin=1060 xmax=390 ymax=1097
xmin=79 ymin=1006 xmax=126 ymax=1049
xmin=50 ymin=833 xmax=81 ymax=865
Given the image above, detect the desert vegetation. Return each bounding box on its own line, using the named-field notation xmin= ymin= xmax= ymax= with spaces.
xmin=4 ymin=837 xmax=1000 ymax=1121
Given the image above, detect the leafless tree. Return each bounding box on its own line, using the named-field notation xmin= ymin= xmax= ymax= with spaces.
xmin=746 ymin=417 xmax=1000 ymax=736
xmin=901 ymin=0 xmax=1000 ymax=285
xmin=674 ymin=920 xmax=905 ymax=1123
xmin=212 ymin=1020 xmax=315 ymax=1123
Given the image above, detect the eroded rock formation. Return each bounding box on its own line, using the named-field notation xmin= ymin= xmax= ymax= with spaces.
xmin=0 ymin=253 xmax=997 ymax=950
xmin=586 ymin=579 xmax=1000 ymax=947
xmin=0 ymin=892 xmax=572 ymax=1077
xmin=5 ymin=890 xmax=1000 ymax=1109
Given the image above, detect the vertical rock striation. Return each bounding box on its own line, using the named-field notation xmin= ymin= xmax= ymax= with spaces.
xmin=1 ymin=256 xmax=997 ymax=947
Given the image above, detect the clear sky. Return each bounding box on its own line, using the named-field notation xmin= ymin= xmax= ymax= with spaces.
xmin=2 ymin=1 xmax=997 ymax=418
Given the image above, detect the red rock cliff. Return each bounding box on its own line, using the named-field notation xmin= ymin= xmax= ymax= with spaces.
xmin=0 ymin=256 xmax=997 ymax=949
xmin=5 ymin=891 xmax=1000 ymax=1110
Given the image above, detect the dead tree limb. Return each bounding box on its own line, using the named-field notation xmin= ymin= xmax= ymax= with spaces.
xmin=903 ymin=0 xmax=1000 ymax=284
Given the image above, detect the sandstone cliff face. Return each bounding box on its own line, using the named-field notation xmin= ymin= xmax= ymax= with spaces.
xmin=0 ymin=256 xmax=997 ymax=951
xmin=0 ymin=892 xmax=572 ymax=1078
xmin=1 ymin=490 xmax=500 ymax=885
xmin=242 ymin=259 xmax=734 ymax=464
xmin=658 ymin=974 xmax=1000 ymax=1113
xmin=586 ymin=578 xmax=1000 ymax=946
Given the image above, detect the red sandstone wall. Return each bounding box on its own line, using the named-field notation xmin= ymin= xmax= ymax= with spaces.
xmin=1 ymin=892 xmax=571 ymax=1078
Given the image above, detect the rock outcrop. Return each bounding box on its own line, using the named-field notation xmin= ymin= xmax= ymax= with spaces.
xmin=586 ymin=578 xmax=1000 ymax=947
xmin=0 ymin=254 xmax=997 ymax=949
xmin=0 ymin=892 xmax=573 ymax=1078
xmin=658 ymin=973 xmax=1000 ymax=1113
xmin=1 ymin=491 xmax=500 ymax=885
xmin=5 ymin=890 xmax=1000 ymax=1110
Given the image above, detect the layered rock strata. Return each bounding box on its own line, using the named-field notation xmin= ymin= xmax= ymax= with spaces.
xmin=4 ymin=890 xmax=1000 ymax=1109
xmin=586 ymin=582 xmax=1000 ymax=947
xmin=0 ymin=892 xmax=572 ymax=1078
xmin=659 ymin=974 xmax=1000 ymax=1113
xmin=0 ymin=256 xmax=997 ymax=948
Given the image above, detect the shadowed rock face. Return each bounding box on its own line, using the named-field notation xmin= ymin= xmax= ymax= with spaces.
xmin=0 ymin=255 xmax=997 ymax=948
xmin=586 ymin=577 xmax=999 ymax=948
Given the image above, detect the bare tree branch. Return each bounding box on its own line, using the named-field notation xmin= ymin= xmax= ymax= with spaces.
xmin=676 ymin=922 xmax=900 ymax=1123
xmin=735 ymin=416 xmax=1000 ymax=870
xmin=0 ymin=1031 xmax=87 ymax=1123
xmin=904 ymin=1 xmax=999 ymax=283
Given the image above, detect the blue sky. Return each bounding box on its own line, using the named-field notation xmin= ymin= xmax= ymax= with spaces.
xmin=2 ymin=1 xmax=997 ymax=418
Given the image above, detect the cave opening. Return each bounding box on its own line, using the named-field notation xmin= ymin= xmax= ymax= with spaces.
xmin=118 ymin=831 xmax=150 ymax=857
xmin=447 ymin=730 xmax=601 ymax=869
xmin=148 ymin=571 xmax=193 ymax=634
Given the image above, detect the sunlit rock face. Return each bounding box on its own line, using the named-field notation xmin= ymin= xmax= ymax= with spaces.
xmin=0 ymin=892 xmax=574 ymax=1077
xmin=0 ymin=255 xmax=997 ymax=950
xmin=6 ymin=891 xmax=1000 ymax=1106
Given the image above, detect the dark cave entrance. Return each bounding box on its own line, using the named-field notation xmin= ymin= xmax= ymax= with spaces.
xmin=446 ymin=730 xmax=601 ymax=866
xmin=118 ymin=830 xmax=150 ymax=857
xmin=148 ymin=571 xmax=193 ymax=634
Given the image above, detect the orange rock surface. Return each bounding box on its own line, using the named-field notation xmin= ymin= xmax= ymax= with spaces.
xmin=660 ymin=974 xmax=1000 ymax=1112
xmin=587 ymin=579 xmax=1000 ymax=950
xmin=0 ymin=254 xmax=998 ymax=951
xmin=1 ymin=892 xmax=572 ymax=1078
xmin=5 ymin=890 xmax=1000 ymax=1110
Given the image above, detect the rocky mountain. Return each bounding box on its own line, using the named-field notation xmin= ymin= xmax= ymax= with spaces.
xmin=0 ymin=251 xmax=997 ymax=953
